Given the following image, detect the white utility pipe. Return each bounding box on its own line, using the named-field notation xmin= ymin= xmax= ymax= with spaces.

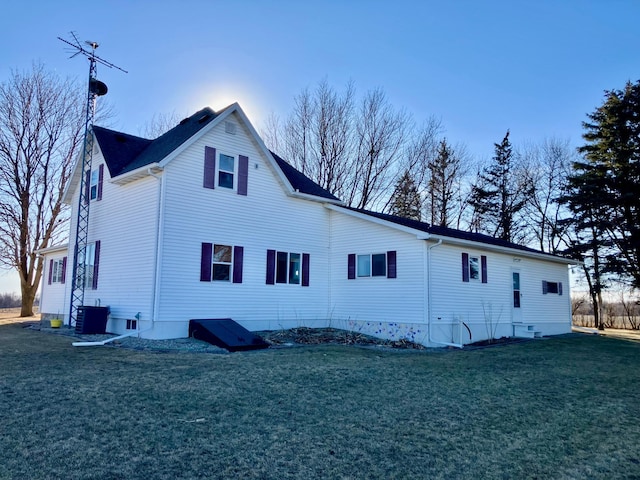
xmin=72 ymin=328 xmax=152 ymax=347
xmin=427 ymin=239 xmax=463 ymax=348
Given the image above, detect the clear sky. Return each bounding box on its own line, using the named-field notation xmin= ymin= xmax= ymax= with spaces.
xmin=0 ymin=0 xmax=638 ymax=295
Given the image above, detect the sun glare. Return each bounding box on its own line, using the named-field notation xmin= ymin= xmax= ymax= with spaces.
xmin=187 ymin=82 xmax=266 ymax=126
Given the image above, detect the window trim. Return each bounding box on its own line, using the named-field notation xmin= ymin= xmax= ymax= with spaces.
xmin=217 ymin=153 xmax=236 ymax=190
xmin=348 ymin=251 xmax=397 ymax=280
xmin=542 ymin=280 xmax=563 ymax=295
xmin=200 ymin=243 xmax=244 ymax=284
xmin=462 ymin=252 xmax=487 ymax=284
xmin=266 ymin=250 xmax=310 ymax=287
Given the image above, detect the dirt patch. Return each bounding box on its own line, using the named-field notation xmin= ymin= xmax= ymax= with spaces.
xmin=257 ymin=327 xmax=427 ymax=350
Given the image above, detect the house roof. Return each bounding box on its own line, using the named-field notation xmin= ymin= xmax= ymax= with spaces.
xmin=342 ymin=206 xmax=567 ymax=260
xmin=92 ymin=106 xmax=339 ymax=202
xmin=94 ymin=106 xmax=220 ymax=177
xmin=269 ymin=151 xmax=340 ymax=201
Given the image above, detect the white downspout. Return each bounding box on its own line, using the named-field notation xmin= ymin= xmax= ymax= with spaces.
xmin=72 ymin=328 xmax=152 ymax=347
xmin=148 ymin=167 xmax=165 ymax=332
xmin=427 ymin=239 xmax=463 ymax=348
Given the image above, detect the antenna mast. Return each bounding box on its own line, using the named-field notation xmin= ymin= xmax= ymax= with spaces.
xmin=58 ymin=32 xmax=127 ymax=328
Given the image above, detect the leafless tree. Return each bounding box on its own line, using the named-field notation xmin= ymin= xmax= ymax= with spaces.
xmin=521 ymin=138 xmax=574 ymax=254
xmin=266 ymin=80 xmax=355 ymax=200
xmin=139 ymin=110 xmax=184 ymax=138
xmin=0 ymin=63 xmax=85 ymax=316
xmin=348 ymin=88 xmax=411 ymax=210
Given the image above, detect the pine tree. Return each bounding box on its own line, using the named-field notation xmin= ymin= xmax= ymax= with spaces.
xmin=575 ymin=80 xmax=640 ymax=289
xmin=427 ymin=139 xmax=462 ymax=227
xmin=389 ymin=170 xmax=422 ymax=221
xmin=469 ymin=130 xmax=532 ymax=242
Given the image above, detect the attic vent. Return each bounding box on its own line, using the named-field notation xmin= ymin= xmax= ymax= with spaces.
xmin=198 ymin=114 xmax=212 ymax=124
xmin=179 ymin=117 xmax=189 ymax=125
xmin=225 ymin=121 xmax=237 ymax=135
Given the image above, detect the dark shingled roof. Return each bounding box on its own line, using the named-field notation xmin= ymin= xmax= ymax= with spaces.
xmin=344 ymin=207 xmax=564 ymax=258
xmin=269 ymin=150 xmax=340 ymax=201
xmin=92 ymin=106 xmax=339 ymax=202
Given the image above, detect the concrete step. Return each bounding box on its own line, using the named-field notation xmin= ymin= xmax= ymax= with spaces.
xmin=512 ymin=323 xmax=542 ymax=339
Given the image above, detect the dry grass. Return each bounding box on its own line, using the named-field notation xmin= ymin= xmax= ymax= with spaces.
xmin=1 ymin=323 xmax=639 ymax=479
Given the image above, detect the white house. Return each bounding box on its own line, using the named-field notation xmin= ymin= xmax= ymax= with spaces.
xmin=39 ymin=103 xmax=573 ymax=347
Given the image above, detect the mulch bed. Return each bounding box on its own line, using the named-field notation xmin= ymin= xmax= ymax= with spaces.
xmin=257 ymin=327 xmax=427 ymax=350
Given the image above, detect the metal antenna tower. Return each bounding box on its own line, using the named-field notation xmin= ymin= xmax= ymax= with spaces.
xmin=58 ymin=32 xmax=127 ymax=327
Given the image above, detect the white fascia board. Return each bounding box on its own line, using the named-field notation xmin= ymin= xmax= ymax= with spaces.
xmin=36 ymin=244 xmax=69 ymax=255
xmin=290 ymin=190 xmax=343 ymax=205
xmin=110 ymin=164 xmax=163 ymax=185
xmin=325 ymin=204 xmax=429 ymax=238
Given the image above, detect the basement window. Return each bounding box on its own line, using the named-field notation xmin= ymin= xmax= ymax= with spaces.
xmin=126 ymin=319 xmax=137 ymax=330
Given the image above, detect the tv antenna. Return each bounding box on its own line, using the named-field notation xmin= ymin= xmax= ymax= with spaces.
xmin=58 ymin=32 xmax=127 ymax=329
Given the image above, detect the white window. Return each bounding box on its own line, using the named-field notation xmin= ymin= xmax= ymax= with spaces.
xmin=357 ymin=253 xmax=386 ymax=277
xmin=52 ymin=259 xmax=64 ymax=283
xmin=212 ymin=244 xmax=233 ymax=281
xmin=218 ymin=154 xmax=235 ymax=189
xmin=83 ymin=242 xmax=97 ymax=289
xmin=276 ymin=252 xmax=301 ymax=284
xmin=90 ymin=169 xmax=99 ymax=200
xmin=468 ymin=256 xmax=480 ymax=280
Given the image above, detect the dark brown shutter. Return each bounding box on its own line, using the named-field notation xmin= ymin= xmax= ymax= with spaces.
xmin=48 ymin=259 xmax=53 ymax=285
xmin=61 ymin=257 xmax=67 ymax=284
xmin=97 ymin=164 xmax=104 ymax=201
xmin=266 ymin=249 xmax=276 ymax=285
xmin=233 ymin=246 xmax=244 ymax=284
xmin=558 ymin=282 xmax=563 ymax=296
xmin=203 ymin=146 xmax=216 ymax=189
xmin=348 ymin=254 xmax=356 ymax=279
xmin=302 ymin=253 xmax=310 ymax=287
xmin=238 ymin=155 xmax=249 ymax=196
xmin=462 ymin=253 xmax=469 ymax=282
xmin=481 ymin=255 xmax=488 ymax=283
xmin=542 ymin=280 xmax=548 ymax=294
xmin=92 ymin=241 xmax=101 ymax=290
xmin=200 ymin=243 xmax=212 ymax=282
xmin=84 ymin=170 xmax=91 ymax=204
xmin=387 ymin=251 xmax=397 ymax=279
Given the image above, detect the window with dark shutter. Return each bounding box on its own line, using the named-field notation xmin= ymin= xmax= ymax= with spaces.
xmin=387 ymin=251 xmax=397 ymax=279
xmin=238 ymin=155 xmax=249 ymax=196
xmin=200 ymin=243 xmax=213 ymax=282
xmin=481 ymin=255 xmax=488 ymax=283
xmin=84 ymin=170 xmax=91 ymax=204
xmin=302 ymin=253 xmax=310 ymax=287
xmin=203 ymin=146 xmax=216 ymax=189
xmin=462 ymin=253 xmax=470 ymax=282
xmin=347 ymin=254 xmax=356 ymax=280
xmin=97 ymin=164 xmax=104 ymax=201
xmin=92 ymin=240 xmax=101 ymax=290
xmin=61 ymin=257 xmax=67 ymax=284
xmin=266 ymin=250 xmax=276 ymax=285
xmin=233 ymin=246 xmax=244 ymax=284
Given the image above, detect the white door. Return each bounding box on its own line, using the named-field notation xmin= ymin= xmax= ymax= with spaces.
xmin=512 ymin=270 xmax=522 ymax=323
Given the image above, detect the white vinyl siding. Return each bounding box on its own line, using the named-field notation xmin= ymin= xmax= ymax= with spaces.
xmin=154 ymin=112 xmax=330 ymax=338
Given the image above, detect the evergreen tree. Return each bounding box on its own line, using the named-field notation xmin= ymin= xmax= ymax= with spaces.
xmin=389 ymin=170 xmax=422 ymax=221
xmin=575 ymin=80 xmax=640 ymax=289
xmin=469 ymin=130 xmax=532 ymax=242
xmin=427 ymin=139 xmax=463 ymax=227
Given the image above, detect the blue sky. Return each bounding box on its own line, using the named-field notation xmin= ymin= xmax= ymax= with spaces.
xmin=0 ymin=0 xmax=639 ymax=294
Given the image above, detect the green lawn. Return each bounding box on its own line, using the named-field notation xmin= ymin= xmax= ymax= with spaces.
xmin=1 ymin=324 xmax=639 ymax=480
